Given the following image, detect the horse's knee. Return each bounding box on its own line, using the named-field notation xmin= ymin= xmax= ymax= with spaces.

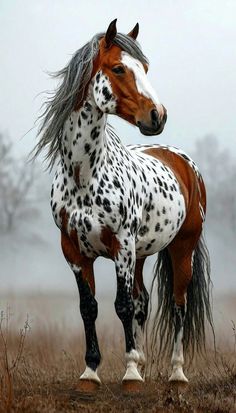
xmin=75 ymin=271 xmax=98 ymax=323
xmin=115 ymin=292 xmax=134 ymax=323
xmin=80 ymin=293 xmax=98 ymax=323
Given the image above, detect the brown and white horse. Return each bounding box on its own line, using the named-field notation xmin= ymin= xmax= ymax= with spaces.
xmin=34 ymin=19 xmax=213 ymax=392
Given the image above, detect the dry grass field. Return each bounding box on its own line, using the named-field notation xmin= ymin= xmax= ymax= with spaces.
xmin=0 ymin=293 xmax=236 ymax=413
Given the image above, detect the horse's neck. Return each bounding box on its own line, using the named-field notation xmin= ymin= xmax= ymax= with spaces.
xmin=61 ymin=94 xmax=107 ymax=187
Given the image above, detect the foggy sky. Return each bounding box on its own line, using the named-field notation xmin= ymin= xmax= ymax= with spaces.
xmin=1 ymin=0 xmax=236 ymax=157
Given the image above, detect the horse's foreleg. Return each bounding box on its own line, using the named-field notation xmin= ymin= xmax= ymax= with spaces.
xmin=61 ymin=231 xmax=101 ymax=387
xmin=133 ymin=259 xmax=149 ymax=374
xmin=114 ymin=248 xmax=143 ymax=385
xmin=73 ymin=267 xmax=101 ymax=385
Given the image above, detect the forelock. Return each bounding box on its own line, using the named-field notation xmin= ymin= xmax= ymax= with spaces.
xmin=112 ymin=33 xmax=149 ymax=65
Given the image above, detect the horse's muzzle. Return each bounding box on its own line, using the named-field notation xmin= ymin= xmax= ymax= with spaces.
xmin=137 ymin=105 xmax=167 ymax=136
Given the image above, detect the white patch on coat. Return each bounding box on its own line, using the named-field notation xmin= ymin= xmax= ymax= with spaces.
xmin=93 ymin=71 xmax=117 ymax=113
xmin=121 ymin=52 xmax=161 ymax=105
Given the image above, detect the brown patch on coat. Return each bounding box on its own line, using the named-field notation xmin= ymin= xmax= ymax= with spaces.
xmin=74 ymin=165 xmax=81 ymax=187
xmin=133 ymin=258 xmax=146 ymax=299
xmin=142 ymin=147 xmax=206 ymax=306
xmin=143 ymin=148 xmax=190 ymax=207
xmin=59 ymin=208 xmax=95 ymax=294
xmin=60 ymin=207 xmax=69 ymax=232
xmin=100 ymin=226 xmax=121 ymax=259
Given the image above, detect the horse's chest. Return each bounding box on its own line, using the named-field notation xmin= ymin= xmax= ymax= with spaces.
xmin=68 ymin=207 xmax=108 ymax=257
xmin=51 ymin=170 xmax=122 ymax=257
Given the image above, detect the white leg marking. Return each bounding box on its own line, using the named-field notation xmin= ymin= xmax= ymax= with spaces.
xmin=133 ymin=318 xmax=146 ymax=367
xmin=133 ymin=312 xmax=146 ymax=366
xmin=80 ymin=366 xmax=101 ymax=384
xmin=122 ymin=349 xmax=144 ymax=382
xmin=169 ymin=326 xmax=188 ymax=382
xmin=133 ymin=288 xmax=149 ymax=373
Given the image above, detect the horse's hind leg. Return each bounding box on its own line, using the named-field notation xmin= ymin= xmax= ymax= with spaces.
xmin=168 ymin=244 xmax=193 ymax=383
xmin=133 ymin=258 xmax=149 ymax=374
xmin=61 ymin=231 xmax=101 ymax=389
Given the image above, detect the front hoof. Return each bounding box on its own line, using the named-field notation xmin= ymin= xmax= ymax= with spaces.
xmin=77 ymin=379 xmax=100 ymax=393
xmin=122 ymin=379 xmax=144 ymax=394
xmin=77 ymin=366 xmax=101 ymax=393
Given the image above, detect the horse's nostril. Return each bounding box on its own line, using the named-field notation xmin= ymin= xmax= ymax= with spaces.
xmin=151 ymin=109 xmax=159 ymax=126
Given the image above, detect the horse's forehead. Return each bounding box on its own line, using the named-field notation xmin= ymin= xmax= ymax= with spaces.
xmin=121 ymin=52 xmax=144 ymax=73
xmin=97 ymin=40 xmax=148 ymax=73
xmin=98 ymin=40 xmax=123 ymax=65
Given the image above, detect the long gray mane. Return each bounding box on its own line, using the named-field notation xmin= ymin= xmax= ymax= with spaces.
xmin=33 ymin=32 xmax=148 ymax=169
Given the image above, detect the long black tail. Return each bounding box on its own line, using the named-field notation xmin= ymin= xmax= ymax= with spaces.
xmin=149 ymin=234 xmax=215 ymax=359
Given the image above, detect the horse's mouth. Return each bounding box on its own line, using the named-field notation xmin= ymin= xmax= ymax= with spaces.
xmin=138 ymin=122 xmax=165 ymax=136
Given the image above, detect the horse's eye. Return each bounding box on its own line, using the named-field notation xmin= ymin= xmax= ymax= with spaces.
xmin=112 ymin=66 xmax=125 ymax=74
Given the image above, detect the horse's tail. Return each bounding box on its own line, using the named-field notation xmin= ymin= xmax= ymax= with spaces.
xmin=149 ymin=234 xmax=214 ymax=358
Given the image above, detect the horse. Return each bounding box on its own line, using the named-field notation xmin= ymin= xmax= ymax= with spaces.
xmin=34 ymin=19 xmax=214 ymax=392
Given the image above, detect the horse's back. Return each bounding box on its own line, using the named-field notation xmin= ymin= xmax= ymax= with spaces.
xmin=128 ymin=143 xmax=206 ymax=216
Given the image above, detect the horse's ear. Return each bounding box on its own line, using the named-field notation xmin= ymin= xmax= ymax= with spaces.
xmin=105 ymin=19 xmax=117 ymax=48
xmin=128 ymin=23 xmax=139 ymax=40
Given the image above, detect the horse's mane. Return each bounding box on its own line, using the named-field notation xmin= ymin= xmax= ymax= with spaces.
xmin=33 ymin=32 xmax=148 ymax=169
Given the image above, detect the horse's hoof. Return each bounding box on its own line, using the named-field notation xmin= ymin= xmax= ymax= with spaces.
xmin=169 ymin=368 xmax=189 ymax=383
xmin=76 ymin=379 xmax=100 ymax=393
xmin=122 ymin=379 xmax=144 ymax=394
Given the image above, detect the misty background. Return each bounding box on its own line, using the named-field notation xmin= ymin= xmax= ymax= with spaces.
xmin=0 ymin=1 xmax=235 ymax=336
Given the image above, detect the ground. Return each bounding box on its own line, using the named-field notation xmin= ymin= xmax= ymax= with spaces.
xmin=0 ymin=293 xmax=236 ymax=412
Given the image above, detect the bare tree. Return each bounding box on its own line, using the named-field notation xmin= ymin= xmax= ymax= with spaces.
xmin=0 ymin=132 xmax=39 ymax=233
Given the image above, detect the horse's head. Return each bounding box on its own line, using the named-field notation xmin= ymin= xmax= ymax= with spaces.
xmin=92 ymin=19 xmax=167 ymax=136
xmin=33 ymin=20 xmax=168 ymax=169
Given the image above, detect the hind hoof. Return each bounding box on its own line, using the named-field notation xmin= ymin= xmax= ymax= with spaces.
xmin=169 ymin=367 xmax=189 ymax=383
xmin=122 ymin=379 xmax=143 ymax=394
xmin=77 ymin=379 xmax=100 ymax=393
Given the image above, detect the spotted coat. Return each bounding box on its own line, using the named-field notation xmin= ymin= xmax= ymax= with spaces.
xmin=51 ymin=80 xmax=202 ymax=273
xmin=43 ymin=21 xmax=210 ymax=385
